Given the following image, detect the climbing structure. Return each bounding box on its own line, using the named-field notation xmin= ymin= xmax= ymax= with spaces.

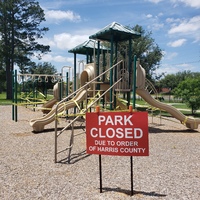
xmin=27 ymin=22 xmax=200 ymax=163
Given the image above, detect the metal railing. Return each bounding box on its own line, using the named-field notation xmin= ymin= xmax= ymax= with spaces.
xmin=54 ymin=60 xmax=126 ymax=163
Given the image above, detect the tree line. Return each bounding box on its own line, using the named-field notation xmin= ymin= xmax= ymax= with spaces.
xmin=156 ymin=71 xmax=200 ymax=114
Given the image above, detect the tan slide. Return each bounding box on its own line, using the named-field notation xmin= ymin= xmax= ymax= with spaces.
xmin=42 ymin=98 xmax=57 ymax=114
xmin=30 ymin=88 xmax=87 ymax=132
xmin=41 ymin=83 xmax=60 ymax=114
xmin=137 ymin=88 xmax=200 ymax=129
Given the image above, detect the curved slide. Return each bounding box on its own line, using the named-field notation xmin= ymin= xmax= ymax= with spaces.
xmin=41 ymin=83 xmax=60 ymax=114
xmin=137 ymin=88 xmax=200 ymax=129
xmin=42 ymin=98 xmax=57 ymax=114
xmin=30 ymin=88 xmax=87 ymax=132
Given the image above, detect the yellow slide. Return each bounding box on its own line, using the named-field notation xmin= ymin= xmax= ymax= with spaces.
xmin=30 ymin=88 xmax=87 ymax=132
xmin=137 ymin=88 xmax=200 ymax=129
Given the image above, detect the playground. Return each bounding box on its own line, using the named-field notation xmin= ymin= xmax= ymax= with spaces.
xmin=1 ymin=22 xmax=199 ymax=199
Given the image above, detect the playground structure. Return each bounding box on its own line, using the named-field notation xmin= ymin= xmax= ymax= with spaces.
xmin=30 ymin=22 xmax=200 ymax=132
xmin=27 ymin=22 xmax=200 ymax=163
xmin=30 ymin=59 xmax=200 ymax=131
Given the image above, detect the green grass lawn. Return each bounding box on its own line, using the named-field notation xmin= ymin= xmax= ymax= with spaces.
xmin=136 ymin=97 xmax=189 ymax=110
xmin=1 ymin=92 xmax=200 ymax=117
xmin=0 ymin=92 xmax=52 ymax=105
xmin=0 ymin=93 xmax=13 ymax=105
xmin=135 ymin=98 xmax=200 ymax=117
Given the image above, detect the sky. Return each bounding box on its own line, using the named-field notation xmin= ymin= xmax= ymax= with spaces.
xmin=32 ymin=0 xmax=200 ymax=77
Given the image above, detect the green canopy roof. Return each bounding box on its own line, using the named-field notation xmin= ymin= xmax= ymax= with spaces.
xmin=68 ymin=39 xmax=109 ymax=55
xmin=89 ymin=22 xmax=141 ymax=41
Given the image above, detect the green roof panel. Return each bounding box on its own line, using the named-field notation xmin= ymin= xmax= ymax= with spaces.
xmin=68 ymin=39 xmax=109 ymax=55
xmin=89 ymin=22 xmax=141 ymax=41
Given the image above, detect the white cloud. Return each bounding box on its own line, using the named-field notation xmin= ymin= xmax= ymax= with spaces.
xmin=146 ymin=14 xmax=153 ymax=18
xmin=44 ymin=9 xmax=81 ymax=22
xmin=156 ymin=65 xmax=187 ymax=75
xmin=171 ymin=0 xmax=200 ymax=8
xmin=169 ymin=16 xmax=200 ymax=34
xmin=147 ymin=22 xmax=164 ymax=30
xmin=152 ymin=23 xmax=164 ymax=30
xmin=148 ymin=0 xmax=164 ymax=3
xmin=37 ymin=37 xmax=56 ymax=47
xmin=155 ymin=66 xmax=176 ymax=75
xmin=158 ymin=12 xmax=163 ymax=17
xmin=163 ymin=52 xmax=178 ymax=60
xmin=37 ymin=28 xmax=98 ymax=51
xmin=166 ymin=17 xmax=182 ymax=24
xmin=54 ymin=33 xmax=89 ymax=50
xmin=146 ymin=13 xmax=164 ymax=30
xmin=168 ymin=16 xmax=200 ymax=42
xmin=149 ymin=0 xmax=200 ymax=8
xmin=40 ymin=54 xmax=74 ymax=64
xmin=167 ymin=39 xmax=187 ymax=47
xmin=156 ymin=63 xmax=191 ymax=75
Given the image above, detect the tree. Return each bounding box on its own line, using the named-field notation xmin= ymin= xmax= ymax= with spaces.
xmin=0 ymin=0 xmax=50 ymax=99
xmin=158 ymin=70 xmax=200 ymax=91
xmin=158 ymin=74 xmax=177 ymax=90
xmin=22 ymin=62 xmax=57 ymax=93
xmin=133 ymin=25 xmax=163 ymax=81
xmin=173 ymin=77 xmax=200 ymax=114
xmin=28 ymin=62 xmax=57 ymax=75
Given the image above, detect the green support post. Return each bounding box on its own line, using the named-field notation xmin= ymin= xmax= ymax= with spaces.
xmin=103 ymin=51 xmax=106 ymax=81
xmin=109 ymin=35 xmax=114 ymax=110
xmin=14 ymin=70 xmax=17 ymax=122
xmin=132 ymin=55 xmax=137 ymax=109
xmin=33 ymin=79 xmax=36 ymax=112
xmin=127 ymin=38 xmax=132 ymax=107
xmin=86 ymin=52 xmax=89 ymax=64
xmin=12 ymin=71 xmax=14 ymax=121
xmin=66 ymin=72 xmax=69 ymax=117
xmin=74 ymin=53 xmax=77 ymax=114
xmin=97 ymin=41 xmax=100 ymax=90
xmin=74 ymin=53 xmax=77 ymax=92
xmin=114 ymin=41 xmax=118 ymax=109
xmin=66 ymin=72 xmax=69 ymax=97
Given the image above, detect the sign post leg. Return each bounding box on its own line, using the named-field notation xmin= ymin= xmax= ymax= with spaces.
xmin=130 ymin=156 xmax=134 ymax=196
xmin=99 ymin=155 xmax=103 ymax=193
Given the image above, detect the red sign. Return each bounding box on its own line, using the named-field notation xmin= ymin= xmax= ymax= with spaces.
xmin=86 ymin=111 xmax=149 ymax=156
